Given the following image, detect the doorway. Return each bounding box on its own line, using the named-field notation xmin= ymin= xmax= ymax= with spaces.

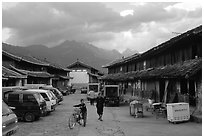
xmin=159 ymin=80 xmax=165 ymax=102
xmin=189 ymin=80 xmax=196 ymax=106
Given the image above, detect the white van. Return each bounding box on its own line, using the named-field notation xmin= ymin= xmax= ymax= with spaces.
xmin=28 ymin=89 xmax=57 ymax=113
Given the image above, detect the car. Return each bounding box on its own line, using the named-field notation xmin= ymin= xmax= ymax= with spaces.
xmin=24 ymin=84 xmax=45 ymax=89
xmin=49 ymin=91 xmax=58 ymax=104
xmin=2 ymin=101 xmax=18 ymax=136
xmin=87 ymin=83 xmax=100 ymax=101
xmin=28 ymin=89 xmax=57 ymax=113
xmin=2 ymin=86 xmax=25 ymax=101
xmin=57 ymin=87 xmax=69 ymax=96
xmin=104 ymin=85 xmax=120 ymax=106
xmin=87 ymin=91 xmax=99 ymax=101
xmin=40 ymin=86 xmax=63 ymax=103
xmin=81 ymin=87 xmax=88 ymax=94
xmin=70 ymin=88 xmax=76 ymax=94
xmin=4 ymin=90 xmax=47 ymax=122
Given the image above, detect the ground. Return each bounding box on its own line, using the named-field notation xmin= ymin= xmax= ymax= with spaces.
xmin=13 ymin=90 xmax=202 ymax=136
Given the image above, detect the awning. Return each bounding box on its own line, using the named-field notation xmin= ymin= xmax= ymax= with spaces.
xmin=2 ymin=66 xmax=27 ymax=79
xmin=10 ymin=65 xmax=53 ymax=78
xmin=101 ymin=58 xmax=201 ymax=81
xmin=87 ymin=72 xmax=99 ymax=77
xmin=2 ymin=77 xmax=8 ymax=80
xmin=59 ymin=75 xmax=73 ymax=80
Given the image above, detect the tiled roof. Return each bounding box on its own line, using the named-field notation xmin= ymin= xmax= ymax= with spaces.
xmin=67 ymin=60 xmax=99 ymax=72
xmin=2 ymin=47 xmax=70 ymax=72
xmin=2 ymin=50 xmax=21 ymax=61
xmin=103 ymin=25 xmax=202 ymax=68
xmin=87 ymin=72 xmax=100 ymax=77
xmin=2 ymin=66 xmax=27 ymax=79
xmin=41 ymin=58 xmax=71 ymax=72
xmin=102 ymin=53 xmax=140 ymax=68
xmin=2 ymin=50 xmax=49 ymax=66
xmin=101 ymin=58 xmax=201 ymax=81
xmin=10 ymin=65 xmax=53 ymax=78
xmin=58 ymin=75 xmax=73 ymax=80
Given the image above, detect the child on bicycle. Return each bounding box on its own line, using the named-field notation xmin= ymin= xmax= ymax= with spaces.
xmin=73 ymin=99 xmax=87 ymax=124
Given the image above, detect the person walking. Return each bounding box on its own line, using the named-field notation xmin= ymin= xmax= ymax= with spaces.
xmin=96 ymin=92 xmax=105 ymax=121
xmin=73 ymin=99 xmax=87 ymax=124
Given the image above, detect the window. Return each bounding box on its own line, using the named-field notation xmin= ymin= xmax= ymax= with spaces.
xmin=8 ymin=94 xmax=19 ymax=102
xmin=120 ymin=66 xmax=123 ymax=72
xmin=23 ymin=94 xmax=36 ymax=102
xmin=143 ymin=61 xmax=146 ymax=70
xmin=40 ymin=93 xmax=49 ymax=101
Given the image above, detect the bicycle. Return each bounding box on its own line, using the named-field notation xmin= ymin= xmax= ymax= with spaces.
xmin=68 ymin=107 xmax=87 ymax=129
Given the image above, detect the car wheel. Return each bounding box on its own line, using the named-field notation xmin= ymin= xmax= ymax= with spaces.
xmin=24 ymin=112 xmax=35 ymax=122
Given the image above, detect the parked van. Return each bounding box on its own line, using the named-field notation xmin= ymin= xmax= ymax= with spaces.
xmin=24 ymin=84 xmax=45 ymax=89
xmin=29 ymin=89 xmax=57 ymax=113
xmin=2 ymin=101 xmax=18 ymax=136
xmin=40 ymin=86 xmax=63 ymax=103
xmin=2 ymin=86 xmax=24 ymax=101
xmin=4 ymin=90 xmax=47 ymax=122
xmin=49 ymin=91 xmax=58 ymax=104
xmin=22 ymin=84 xmax=63 ymax=103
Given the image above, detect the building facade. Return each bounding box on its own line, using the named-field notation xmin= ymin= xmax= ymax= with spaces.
xmin=101 ymin=26 xmax=202 ymax=112
xmin=67 ymin=60 xmax=103 ymax=87
xmin=2 ymin=44 xmax=72 ymax=89
xmin=2 ymin=66 xmax=27 ymax=86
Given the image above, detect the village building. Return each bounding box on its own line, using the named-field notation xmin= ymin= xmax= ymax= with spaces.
xmin=2 ymin=66 xmax=27 ymax=86
xmin=2 ymin=44 xmax=72 ymax=89
xmin=45 ymin=62 xmax=73 ymax=89
xmin=2 ymin=49 xmax=53 ymax=85
xmin=101 ymin=25 xmax=202 ymax=114
xmin=67 ymin=59 xmax=103 ymax=88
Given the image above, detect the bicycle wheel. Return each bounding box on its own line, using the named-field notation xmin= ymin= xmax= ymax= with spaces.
xmin=68 ymin=114 xmax=76 ymax=129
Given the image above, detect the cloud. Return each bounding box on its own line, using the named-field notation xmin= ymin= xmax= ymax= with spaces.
xmin=120 ymin=10 xmax=134 ymax=17
xmin=2 ymin=2 xmax=202 ymax=52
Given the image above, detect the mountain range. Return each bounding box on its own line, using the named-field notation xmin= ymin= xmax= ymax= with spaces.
xmin=2 ymin=40 xmax=138 ymax=73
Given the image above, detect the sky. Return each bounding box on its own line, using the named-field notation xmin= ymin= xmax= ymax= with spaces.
xmin=2 ymin=1 xmax=202 ymax=53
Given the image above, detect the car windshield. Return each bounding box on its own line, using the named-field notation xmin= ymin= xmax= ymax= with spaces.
xmin=2 ymin=101 xmax=13 ymax=116
xmin=54 ymin=88 xmax=62 ymax=96
xmin=48 ymin=91 xmax=54 ymax=98
xmin=40 ymin=93 xmax=50 ymax=101
xmin=47 ymin=91 xmax=55 ymax=100
xmin=106 ymin=87 xmax=118 ymax=97
xmin=49 ymin=92 xmax=56 ymax=99
xmin=34 ymin=93 xmax=44 ymax=103
xmin=89 ymin=85 xmax=98 ymax=92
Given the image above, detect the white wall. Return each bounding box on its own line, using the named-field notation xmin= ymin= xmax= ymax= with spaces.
xmin=70 ymin=70 xmax=89 ymax=84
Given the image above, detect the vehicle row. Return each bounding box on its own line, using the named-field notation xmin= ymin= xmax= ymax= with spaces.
xmin=2 ymin=85 xmax=65 ymax=136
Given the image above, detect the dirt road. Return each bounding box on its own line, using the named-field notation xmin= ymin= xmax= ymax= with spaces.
xmin=14 ymin=91 xmax=202 ymax=136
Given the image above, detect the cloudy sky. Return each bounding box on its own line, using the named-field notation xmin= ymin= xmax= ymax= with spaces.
xmin=2 ymin=2 xmax=202 ymax=53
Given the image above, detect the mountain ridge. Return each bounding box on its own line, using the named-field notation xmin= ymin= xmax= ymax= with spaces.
xmin=2 ymin=40 xmax=138 ymax=73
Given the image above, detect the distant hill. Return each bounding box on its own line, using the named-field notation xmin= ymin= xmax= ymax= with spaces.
xmin=2 ymin=41 xmax=128 ymax=73
xmin=122 ymin=48 xmax=139 ymax=58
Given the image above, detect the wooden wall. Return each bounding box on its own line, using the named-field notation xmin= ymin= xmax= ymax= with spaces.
xmin=108 ymin=40 xmax=201 ymax=74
